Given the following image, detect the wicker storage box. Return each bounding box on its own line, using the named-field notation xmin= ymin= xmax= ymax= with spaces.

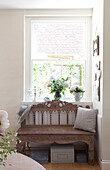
xmin=51 ymin=144 xmax=74 ymax=163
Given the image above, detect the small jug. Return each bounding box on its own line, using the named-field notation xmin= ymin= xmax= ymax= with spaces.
xmin=74 ymin=92 xmax=83 ymax=101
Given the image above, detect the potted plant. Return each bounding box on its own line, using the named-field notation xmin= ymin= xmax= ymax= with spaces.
xmin=70 ymin=86 xmax=85 ymax=101
xmin=47 ymin=78 xmax=69 ymax=100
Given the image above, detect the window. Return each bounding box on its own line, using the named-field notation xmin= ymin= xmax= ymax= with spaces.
xmin=24 ymin=14 xmax=92 ymax=101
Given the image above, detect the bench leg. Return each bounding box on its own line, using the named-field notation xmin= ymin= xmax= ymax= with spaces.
xmin=88 ymin=149 xmax=94 ymax=165
xmin=88 ymin=136 xmax=94 ymax=165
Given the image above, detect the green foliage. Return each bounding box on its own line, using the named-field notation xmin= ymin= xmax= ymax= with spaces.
xmin=33 ymin=61 xmax=84 ymax=98
xmin=49 ymin=78 xmax=68 ymax=95
xmin=33 ymin=62 xmax=52 ymax=85
xmin=66 ymin=62 xmax=83 ymax=86
xmin=0 ymin=130 xmax=20 ymax=166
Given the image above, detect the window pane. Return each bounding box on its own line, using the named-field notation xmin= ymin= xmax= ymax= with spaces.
xmin=31 ymin=22 xmax=85 ymax=60
xmin=33 ymin=60 xmax=84 ymax=98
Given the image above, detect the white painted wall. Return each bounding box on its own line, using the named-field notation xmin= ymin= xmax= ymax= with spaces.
xmin=92 ymin=0 xmax=104 ymax=166
xmin=93 ymin=0 xmax=110 ymax=169
xmin=0 ymin=10 xmax=24 ymax=130
xmin=101 ymin=0 xmax=110 ymax=169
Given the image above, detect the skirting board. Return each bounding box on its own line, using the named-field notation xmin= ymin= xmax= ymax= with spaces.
xmin=101 ymin=160 xmax=110 ymax=170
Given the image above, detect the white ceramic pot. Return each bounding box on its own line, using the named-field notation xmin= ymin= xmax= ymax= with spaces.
xmin=74 ymin=92 xmax=83 ymax=101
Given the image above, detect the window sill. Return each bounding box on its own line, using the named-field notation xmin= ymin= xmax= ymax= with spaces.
xmin=22 ymin=98 xmax=93 ymax=107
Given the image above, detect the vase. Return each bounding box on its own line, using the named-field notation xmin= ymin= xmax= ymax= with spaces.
xmin=54 ymin=91 xmax=62 ymax=101
xmin=74 ymin=92 xmax=83 ymax=101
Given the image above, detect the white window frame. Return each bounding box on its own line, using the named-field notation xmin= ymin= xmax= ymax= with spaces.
xmin=24 ymin=13 xmax=92 ymax=102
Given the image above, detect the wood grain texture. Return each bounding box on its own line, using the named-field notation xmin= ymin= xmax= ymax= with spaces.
xmin=42 ymin=162 xmax=101 ymax=170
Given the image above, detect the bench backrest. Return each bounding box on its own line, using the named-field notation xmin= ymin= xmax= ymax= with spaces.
xmin=21 ymin=100 xmax=90 ymax=127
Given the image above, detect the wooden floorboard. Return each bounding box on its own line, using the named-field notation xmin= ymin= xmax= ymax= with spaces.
xmin=26 ymin=150 xmax=101 ymax=170
xmin=42 ymin=161 xmax=101 ymax=170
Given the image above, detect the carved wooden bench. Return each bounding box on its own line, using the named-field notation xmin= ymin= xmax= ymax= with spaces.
xmin=17 ymin=100 xmax=95 ymax=165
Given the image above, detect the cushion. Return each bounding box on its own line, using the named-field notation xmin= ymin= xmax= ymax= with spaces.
xmin=74 ymin=107 xmax=98 ymax=132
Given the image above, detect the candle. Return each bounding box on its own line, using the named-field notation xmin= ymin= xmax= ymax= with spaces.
xmin=33 ymin=86 xmax=36 ymax=102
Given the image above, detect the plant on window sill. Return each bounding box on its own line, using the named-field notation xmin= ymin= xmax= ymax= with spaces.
xmin=69 ymin=86 xmax=85 ymax=101
xmin=47 ymin=77 xmax=69 ymax=100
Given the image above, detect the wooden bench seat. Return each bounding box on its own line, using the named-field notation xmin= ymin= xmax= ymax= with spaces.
xmin=17 ymin=101 xmax=95 ymax=165
xmin=18 ymin=126 xmax=94 ymax=135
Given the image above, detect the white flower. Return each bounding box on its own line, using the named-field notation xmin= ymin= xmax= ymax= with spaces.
xmin=0 ymin=118 xmax=10 ymax=132
xmin=70 ymin=85 xmax=84 ymax=93
xmin=63 ymin=82 xmax=69 ymax=88
xmin=72 ymin=86 xmax=83 ymax=91
xmin=0 ymin=110 xmax=8 ymax=119
xmin=0 ymin=110 xmax=10 ymax=132
xmin=14 ymin=132 xmax=18 ymax=137
xmin=70 ymin=86 xmax=75 ymax=91
xmin=49 ymin=75 xmax=55 ymax=81
xmin=19 ymin=140 xmax=22 ymax=143
xmin=15 ymin=149 xmax=17 ymax=153
xmin=79 ymin=86 xmax=83 ymax=91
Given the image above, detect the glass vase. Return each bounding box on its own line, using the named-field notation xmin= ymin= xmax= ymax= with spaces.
xmin=54 ymin=91 xmax=62 ymax=101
